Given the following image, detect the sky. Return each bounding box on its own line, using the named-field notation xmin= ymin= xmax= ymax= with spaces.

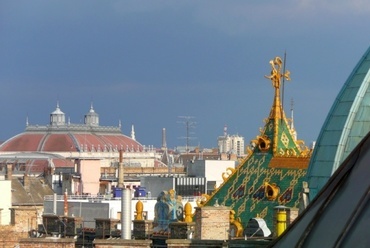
xmin=0 ymin=1 xmax=369 ymax=150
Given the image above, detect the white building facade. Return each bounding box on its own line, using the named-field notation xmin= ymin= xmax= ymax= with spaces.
xmin=218 ymin=134 xmax=245 ymax=156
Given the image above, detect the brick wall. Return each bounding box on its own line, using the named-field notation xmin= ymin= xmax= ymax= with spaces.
xmin=0 ymin=206 xmax=44 ymax=248
xmin=166 ymin=239 xmax=228 ymax=248
xmin=194 ymin=206 xmax=230 ymax=240
xmin=94 ymin=238 xmax=152 ymax=248
xmin=0 ymin=225 xmax=25 ymax=248
xmin=19 ymin=238 xmax=76 ymax=248
xmin=11 ymin=206 xmax=43 ymax=232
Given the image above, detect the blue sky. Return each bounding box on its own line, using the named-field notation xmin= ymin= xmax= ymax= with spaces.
xmin=0 ymin=1 xmax=369 ymax=149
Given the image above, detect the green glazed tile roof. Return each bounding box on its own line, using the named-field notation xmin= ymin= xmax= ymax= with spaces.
xmin=201 ymin=57 xmax=312 ymax=231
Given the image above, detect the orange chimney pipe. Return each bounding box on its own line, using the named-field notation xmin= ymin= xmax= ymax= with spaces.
xmin=118 ymin=149 xmax=124 ymax=188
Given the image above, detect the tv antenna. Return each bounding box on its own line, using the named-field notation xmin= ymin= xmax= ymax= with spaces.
xmin=177 ymin=116 xmax=197 ymax=153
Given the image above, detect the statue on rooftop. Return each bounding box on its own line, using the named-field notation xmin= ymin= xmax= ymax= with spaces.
xmin=265 ymin=56 xmax=290 ymax=89
xmin=153 ymin=189 xmax=184 ymax=232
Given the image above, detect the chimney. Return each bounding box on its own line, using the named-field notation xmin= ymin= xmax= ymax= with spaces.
xmin=64 ymin=190 xmax=68 ymax=216
xmin=6 ymin=163 xmax=12 ymax=180
xmin=118 ymin=150 xmax=124 ymax=188
xmin=23 ymin=174 xmax=30 ymax=188
xmin=229 ymin=153 xmax=237 ymax=161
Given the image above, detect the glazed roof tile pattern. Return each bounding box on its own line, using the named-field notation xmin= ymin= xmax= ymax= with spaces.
xmin=307 ymin=45 xmax=370 ymax=200
xmin=0 ymin=132 xmax=142 ymax=152
xmin=202 ymin=114 xmax=310 ymax=229
xmin=201 ymin=57 xmax=312 ymax=230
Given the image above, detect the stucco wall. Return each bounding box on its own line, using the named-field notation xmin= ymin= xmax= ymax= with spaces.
xmin=80 ymin=160 xmax=101 ymax=195
xmin=0 ymin=180 xmax=11 ymax=225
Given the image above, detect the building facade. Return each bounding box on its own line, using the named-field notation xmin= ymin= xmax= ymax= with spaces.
xmin=217 ymin=126 xmax=245 ymax=157
xmin=0 ymin=103 xmax=161 ymax=195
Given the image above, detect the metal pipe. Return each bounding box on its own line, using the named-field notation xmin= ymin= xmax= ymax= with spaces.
xmin=118 ymin=149 xmax=124 ymax=188
xmin=53 ymin=193 xmax=57 ymax=215
xmin=121 ymin=188 xmax=131 ymax=239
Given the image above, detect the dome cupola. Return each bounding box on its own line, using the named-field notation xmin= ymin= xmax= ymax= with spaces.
xmin=50 ymin=102 xmax=65 ymax=126
xmin=84 ymin=103 xmax=99 ymax=126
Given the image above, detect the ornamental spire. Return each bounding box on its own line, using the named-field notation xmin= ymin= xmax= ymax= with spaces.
xmin=131 ymin=124 xmax=136 ymax=140
xmin=265 ymin=56 xmax=291 ymax=120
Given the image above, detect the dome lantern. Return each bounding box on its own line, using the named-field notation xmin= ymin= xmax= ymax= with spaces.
xmin=50 ymin=101 xmax=66 ymax=126
xmin=84 ymin=102 xmax=99 ymax=126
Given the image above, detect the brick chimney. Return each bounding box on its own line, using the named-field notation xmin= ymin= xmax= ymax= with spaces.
xmin=64 ymin=190 xmax=68 ymax=216
xmin=118 ymin=149 xmax=124 ymax=188
xmin=229 ymin=153 xmax=237 ymax=161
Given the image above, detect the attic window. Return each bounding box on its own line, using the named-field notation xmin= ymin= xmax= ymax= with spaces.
xmin=258 ymin=136 xmax=271 ymax=152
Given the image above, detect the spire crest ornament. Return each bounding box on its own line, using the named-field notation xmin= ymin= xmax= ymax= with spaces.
xmin=265 ymin=56 xmax=291 ymax=120
xmin=265 ymin=56 xmax=290 ymax=89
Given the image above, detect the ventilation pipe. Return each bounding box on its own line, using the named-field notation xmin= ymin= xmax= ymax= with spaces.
xmin=118 ymin=149 xmax=124 ymax=188
xmin=121 ymin=188 xmax=132 ymax=239
xmin=53 ymin=193 xmax=57 ymax=215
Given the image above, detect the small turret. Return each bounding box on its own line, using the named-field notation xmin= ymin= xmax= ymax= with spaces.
xmin=84 ymin=102 xmax=99 ymax=126
xmin=50 ymin=101 xmax=66 ymax=126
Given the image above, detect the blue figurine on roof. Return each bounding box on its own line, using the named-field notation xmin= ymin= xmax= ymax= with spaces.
xmin=153 ymin=189 xmax=184 ymax=232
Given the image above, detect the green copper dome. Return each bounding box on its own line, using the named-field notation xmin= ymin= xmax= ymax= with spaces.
xmin=307 ymin=46 xmax=370 ymax=200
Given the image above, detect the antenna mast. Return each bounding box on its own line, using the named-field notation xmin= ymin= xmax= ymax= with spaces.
xmin=177 ymin=116 xmax=196 ymax=153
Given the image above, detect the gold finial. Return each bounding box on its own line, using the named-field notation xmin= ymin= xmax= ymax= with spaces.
xmin=265 ymin=56 xmax=291 ymax=120
xmin=265 ymin=57 xmax=290 ymax=89
xmin=184 ymin=202 xmax=193 ymax=223
xmin=135 ymin=200 xmax=144 ymax=220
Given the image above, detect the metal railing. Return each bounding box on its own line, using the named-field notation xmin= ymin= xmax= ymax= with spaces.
xmin=44 ymin=194 xmax=198 ymax=202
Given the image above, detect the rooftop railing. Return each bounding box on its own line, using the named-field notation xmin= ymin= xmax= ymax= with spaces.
xmin=44 ymin=194 xmax=198 ymax=202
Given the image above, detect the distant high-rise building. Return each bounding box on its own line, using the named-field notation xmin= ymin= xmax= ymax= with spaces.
xmin=217 ymin=125 xmax=245 ymax=156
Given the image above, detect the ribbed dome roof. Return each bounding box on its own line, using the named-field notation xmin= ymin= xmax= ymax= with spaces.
xmin=0 ymin=132 xmax=142 ymax=152
xmin=0 ymin=104 xmax=142 ymax=153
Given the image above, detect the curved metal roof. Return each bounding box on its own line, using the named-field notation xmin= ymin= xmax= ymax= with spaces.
xmin=307 ymin=46 xmax=370 ymax=200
